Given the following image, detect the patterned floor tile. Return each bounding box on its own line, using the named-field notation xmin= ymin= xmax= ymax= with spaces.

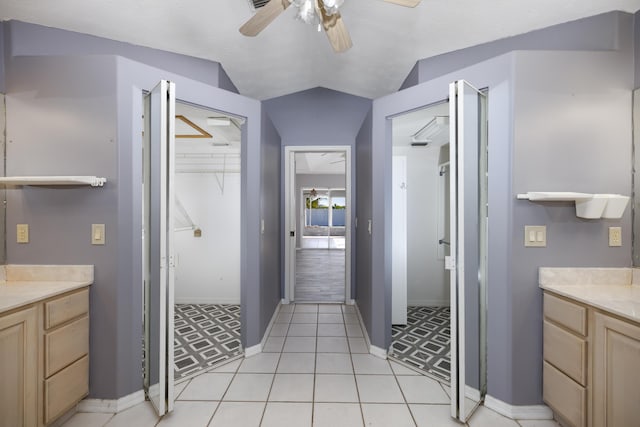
xmin=390 ymin=306 xmax=450 ymax=382
xmin=174 ymin=304 xmax=242 ymax=381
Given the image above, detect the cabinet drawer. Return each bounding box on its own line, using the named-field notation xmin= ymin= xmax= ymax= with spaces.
xmin=44 ymin=355 xmax=89 ymax=424
xmin=544 ymin=293 xmax=586 ymax=336
xmin=45 ymin=315 xmax=89 ymax=377
xmin=543 ymin=361 xmax=586 ymax=427
xmin=543 ymin=320 xmax=587 ymax=385
xmin=45 ymin=289 xmax=89 ymax=329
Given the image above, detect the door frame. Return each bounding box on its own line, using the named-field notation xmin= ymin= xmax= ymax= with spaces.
xmin=284 ymin=145 xmax=352 ymax=304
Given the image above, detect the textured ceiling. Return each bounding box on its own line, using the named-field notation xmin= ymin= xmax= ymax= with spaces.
xmin=1 ymin=0 xmax=639 ymax=100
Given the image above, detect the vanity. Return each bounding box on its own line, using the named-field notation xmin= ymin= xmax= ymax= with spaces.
xmin=540 ymin=268 xmax=640 ymax=427
xmin=0 ymin=265 xmax=93 ymax=427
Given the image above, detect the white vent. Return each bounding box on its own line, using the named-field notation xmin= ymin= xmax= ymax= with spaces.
xmin=250 ymin=0 xmax=271 ymax=9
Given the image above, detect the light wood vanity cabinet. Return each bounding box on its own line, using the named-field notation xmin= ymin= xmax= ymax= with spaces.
xmin=43 ymin=288 xmax=90 ymax=424
xmin=0 ymin=287 xmax=89 ymax=427
xmin=543 ymin=293 xmax=588 ymax=427
xmin=543 ymin=291 xmax=640 ymax=427
xmin=0 ymin=306 xmax=39 ymax=427
xmin=591 ymin=311 xmax=640 ymax=427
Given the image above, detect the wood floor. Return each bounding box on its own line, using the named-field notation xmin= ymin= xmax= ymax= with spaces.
xmin=295 ymin=248 xmax=345 ymax=302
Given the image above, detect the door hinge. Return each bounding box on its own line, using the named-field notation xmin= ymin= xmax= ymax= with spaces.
xmin=445 ymin=256 xmax=456 ymax=270
xmin=290 ymin=231 xmax=295 ymax=237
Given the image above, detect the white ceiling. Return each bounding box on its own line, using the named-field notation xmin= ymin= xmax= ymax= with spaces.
xmin=296 ymin=152 xmax=346 ymax=174
xmin=392 ymin=101 xmax=449 ymax=147
xmin=2 ymin=0 xmax=639 ymax=100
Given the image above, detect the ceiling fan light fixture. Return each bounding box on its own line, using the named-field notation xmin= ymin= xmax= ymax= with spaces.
xmin=292 ymin=0 xmax=318 ymax=24
xmin=322 ymin=0 xmax=344 ymax=15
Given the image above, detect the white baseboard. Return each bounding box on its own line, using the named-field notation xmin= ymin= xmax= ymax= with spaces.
xmin=260 ymin=300 xmax=282 ymax=349
xmin=346 ymin=299 xmax=355 ymax=305
xmin=77 ymin=390 xmax=145 ymax=414
xmin=466 ymin=385 xmax=481 ymax=401
xmin=244 ymin=300 xmax=282 ymax=358
xmin=407 ymin=299 xmax=449 ymax=307
xmin=484 ymin=394 xmax=553 ymax=420
xmin=369 ymin=344 xmax=388 ymax=359
xmin=244 ymin=343 xmax=261 ymax=357
xmin=353 ymin=303 xmax=387 ymax=360
xmin=174 ymin=297 xmax=241 ymax=305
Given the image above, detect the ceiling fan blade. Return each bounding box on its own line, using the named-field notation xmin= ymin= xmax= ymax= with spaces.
xmin=316 ymin=1 xmax=352 ymax=53
xmin=239 ymin=0 xmax=291 ymax=37
xmin=384 ymin=0 xmax=421 ymax=7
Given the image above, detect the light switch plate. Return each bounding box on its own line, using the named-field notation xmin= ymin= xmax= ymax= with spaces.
xmin=524 ymin=225 xmax=546 ymax=247
xmin=92 ymin=224 xmax=105 ymax=245
xmin=17 ymin=224 xmax=29 ymax=243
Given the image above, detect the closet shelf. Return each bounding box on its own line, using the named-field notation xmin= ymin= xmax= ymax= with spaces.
xmin=0 ymin=176 xmax=107 ymax=187
xmin=516 ymin=192 xmax=629 ymax=219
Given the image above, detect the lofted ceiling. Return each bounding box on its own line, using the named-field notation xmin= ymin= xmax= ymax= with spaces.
xmin=1 ymin=0 xmax=639 ymax=100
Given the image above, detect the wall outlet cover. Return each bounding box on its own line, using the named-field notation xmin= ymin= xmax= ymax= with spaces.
xmin=609 ymin=226 xmax=622 ymax=247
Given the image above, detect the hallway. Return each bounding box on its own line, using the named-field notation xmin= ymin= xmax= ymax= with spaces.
xmin=62 ymin=303 xmax=559 ymax=427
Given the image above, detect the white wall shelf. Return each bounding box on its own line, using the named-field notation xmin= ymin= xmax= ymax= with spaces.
xmin=0 ymin=176 xmax=107 ymax=187
xmin=516 ymin=192 xmax=629 ymax=219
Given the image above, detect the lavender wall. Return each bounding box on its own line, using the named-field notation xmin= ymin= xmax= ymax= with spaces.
xmin=4 ymin=20 xmax=238 ymax=93
xmin=263 ymin=87 xmax=372 ymax=300
xmin=4 ymin=54 xmax=122 ymax=398
xmin=509 ymin=49 xmax=633 ymax=404
xmin=355 ymin=109 xmax=373 ymax=337
xmin=259 ymin=110 xmax=282 ymax=335
xmin=370 ymin=12 xmax=635 ymax=407
xmin=2 ymin=24 xmax=266 ymax=400
xmin=401 ymin=11 xmax=630 ymax=91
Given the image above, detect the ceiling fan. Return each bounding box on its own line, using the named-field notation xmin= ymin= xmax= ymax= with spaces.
xmin=239 ymin=0 xmax=421 ymax=53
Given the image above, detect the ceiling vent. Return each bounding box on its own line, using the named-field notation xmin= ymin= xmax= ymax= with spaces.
xmin=249 ymin=0 xmax=270 ymax=9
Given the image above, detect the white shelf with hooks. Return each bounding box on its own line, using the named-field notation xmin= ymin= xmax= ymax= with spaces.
xmin=0 ymin=176 xmax=107 ymax=187
xmin=516 ymin=192 xmax=629 ymax=219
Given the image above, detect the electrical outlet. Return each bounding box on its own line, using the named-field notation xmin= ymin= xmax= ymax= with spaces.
xmin=17 ymin=224 xmax=29 ymax=243
xmin=609 ymin=226 xmax=622 ymax=247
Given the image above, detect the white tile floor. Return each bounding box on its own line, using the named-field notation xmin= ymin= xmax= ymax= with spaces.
xmin=62 ymin=303 xmax=560 ymax=427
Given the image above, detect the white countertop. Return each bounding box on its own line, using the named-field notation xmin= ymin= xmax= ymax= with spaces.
xmin=0 ymin=280 xmax=92 ymax=314
xmin=0 ymin=265 xmax=93 ymax=314
xmin=540 ymin=283 xmax=640 ymax=323
xmin=539 ymin=267 xmax=640 ymax=324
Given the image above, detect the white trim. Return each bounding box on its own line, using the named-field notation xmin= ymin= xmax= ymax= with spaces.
xmin=448 ymin=81 xmax=459 ymax=421
xmin=465 ymin=385 xmax=481 ymax=401
xmin=406 ymin=299 xmax=449 ymax=307
xmin=484 ymin=395 xmax=554 ymax=420
xmin=77 ymin=390 xmax=145 ymax=414
xmin=244 ymin=300 xmax=282 ymax=357
xmin=284 ymin=145 xmax=352 ymax=304
xmin=244 ymin=344 xmax=262 ymax=357
xmin=281 ymin=298 xmax=290 ymax=305
xmin=174 ymin=297 xmax=241 ymax=305
xmin=346 ymin=299 xmax=355 ymax=305
xmin=260 ymin=300 xmax=282 ymax=349
xmin=369 ymin=345 xmax=388 ymax=359
xmin=353 ymin=301 xmax=387 ymax=359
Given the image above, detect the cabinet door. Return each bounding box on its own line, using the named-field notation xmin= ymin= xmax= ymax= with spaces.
xmin=0 ymin=307 xmax=38 ymax=427
xmin=592 ymin=312 xmax=640 ymax=427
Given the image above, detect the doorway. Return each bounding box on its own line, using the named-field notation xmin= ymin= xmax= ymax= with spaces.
xmin=389 ymin=101 xmax=452 ymax=382
xmin=284 ymin=146 xmax=352 ymax=303
xmin=171 ymin=102 xmax=243 ymax=381
xmin=142 ymin=81 xmax=247 ymax=416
